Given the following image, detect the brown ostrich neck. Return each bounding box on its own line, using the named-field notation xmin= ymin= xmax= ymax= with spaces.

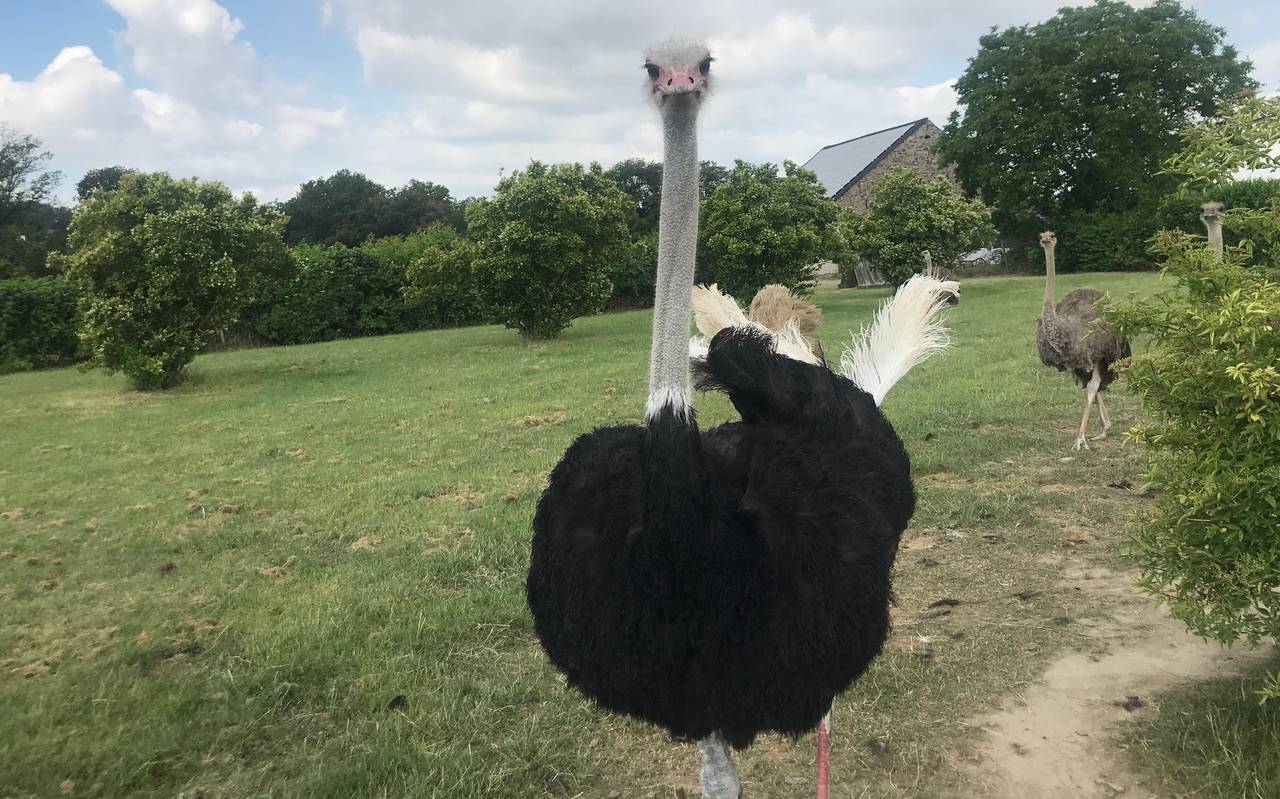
xmin=1042 ymin=244 xmax=1058 ymax=316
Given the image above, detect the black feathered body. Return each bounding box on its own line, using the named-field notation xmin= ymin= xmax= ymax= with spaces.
xmin=1036 ymin=288 xmax=1131 ymax=389
xmin=526 ymin=329 xmax=914 ymax=748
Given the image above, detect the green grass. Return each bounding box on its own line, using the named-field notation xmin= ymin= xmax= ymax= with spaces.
xmin=1 ymin=271 xmax=1255 ymax=798
xmin=1126 ymin=661 xmax=1280 ymax=799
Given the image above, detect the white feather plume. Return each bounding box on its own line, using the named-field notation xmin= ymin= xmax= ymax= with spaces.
xmin=839 ymin=273 xmax=957 ymax=406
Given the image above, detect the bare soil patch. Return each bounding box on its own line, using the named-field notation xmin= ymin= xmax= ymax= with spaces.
xmin=963 ymin=560 xmax=1274 ymax=798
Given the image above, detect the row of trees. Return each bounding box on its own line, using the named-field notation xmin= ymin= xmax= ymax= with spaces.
xmin=1 ymin=154 xmax=867 ymax=386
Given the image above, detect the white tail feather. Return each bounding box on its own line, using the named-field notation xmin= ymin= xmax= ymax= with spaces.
xmin=688 ymin=284 xmax=819 ymax=364
xmin=839 ymin=273 xmax=957 ymax=406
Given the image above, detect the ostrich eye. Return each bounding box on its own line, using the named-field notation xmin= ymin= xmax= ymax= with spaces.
xmin=645 ymin=63 xmax=660 ymax=80
xmin=699 ymin=57 xmax=712 ymax=76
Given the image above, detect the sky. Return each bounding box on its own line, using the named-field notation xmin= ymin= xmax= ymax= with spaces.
xmin=2 ymin=0 xmax=1278 ymax=205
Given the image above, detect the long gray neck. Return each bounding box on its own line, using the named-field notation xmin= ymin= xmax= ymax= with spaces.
xmin=1042 ymin=245 xmax=1057 ymax=316
xmin=646 ymin=98 xmax=700 ymax=419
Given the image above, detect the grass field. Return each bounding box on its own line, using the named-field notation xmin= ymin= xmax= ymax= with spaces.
xmin=1 ymin=272 xmax=1272 ymax=798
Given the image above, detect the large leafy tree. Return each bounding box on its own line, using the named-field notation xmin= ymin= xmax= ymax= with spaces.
xmin=839 ymin=170 xmax=995 ymax=286
xmin=54 ymin=172 xmax=290 ymax=389
xmin=281 ymin=171 xmax=460 ymax=245
xmin=698 ymin=160 xmax=838 ymax=299
xmin=937 ymin=0 xmax=1255 ymax=235
xmin=0 ymin=124 xmax=60 ymax=227
xmin=0 ymin=126 xmax=67 ymax=277
xmin=76 ymin=166 xmax=135 ymax=201
xmin=280 ymin=169 xmax=389 ymax=245
xmin=469 ymin=161 xmax=630 ymax=339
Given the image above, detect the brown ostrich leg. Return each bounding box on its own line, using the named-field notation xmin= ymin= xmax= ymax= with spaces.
xmin=1074 ymin=366 xmax=1102 ymax=450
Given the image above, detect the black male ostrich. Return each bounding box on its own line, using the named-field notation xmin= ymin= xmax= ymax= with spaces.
xmin=527 ymin=41 xmax=952 ymax=799
xmin=1035 ymin=231 xmax=1131 ymax=450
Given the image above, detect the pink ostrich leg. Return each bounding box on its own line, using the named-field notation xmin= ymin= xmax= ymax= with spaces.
xmin=817 ymin=710 xmax=831 ymax=799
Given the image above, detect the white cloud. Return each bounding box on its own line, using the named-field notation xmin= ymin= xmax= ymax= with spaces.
xmin=4 ymin=0 xmax=1276 ymax=205
xmin=104 ymin=0 xmax=259 ymax=107
xmin=276 ymin=104 xmax=347 ymax=147
xmin=0 ymin=47 xmax=130 ymax=145
xmin=133 ymin=88 xmax=201 ymax=136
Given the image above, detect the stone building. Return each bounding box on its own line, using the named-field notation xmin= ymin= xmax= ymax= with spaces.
xmin=802 ymin=118 xmax=957 ymax=212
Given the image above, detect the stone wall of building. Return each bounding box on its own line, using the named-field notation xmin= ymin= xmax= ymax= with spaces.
xmin=835 ymin=120 xmax=958 ymax=213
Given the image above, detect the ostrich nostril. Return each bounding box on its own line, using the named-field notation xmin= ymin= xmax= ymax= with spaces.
xmin=667 ymin=77 xmax=673 ymax=85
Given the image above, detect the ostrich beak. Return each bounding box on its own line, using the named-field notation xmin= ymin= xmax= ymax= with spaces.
xmin=655 ymin=68 xmax=704 ymax=96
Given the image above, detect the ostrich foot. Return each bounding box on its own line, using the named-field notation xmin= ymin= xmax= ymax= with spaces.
xmin=1090 ymin=430 xmax=1108 ymax=442
xmin=1073 ymin=436 xmax=1090 ymax=451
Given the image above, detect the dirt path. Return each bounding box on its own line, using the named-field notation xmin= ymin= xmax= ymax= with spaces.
xmin=964 ymin=558 xmax=1274 ymax=799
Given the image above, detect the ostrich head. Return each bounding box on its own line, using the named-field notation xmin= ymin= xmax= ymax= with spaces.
xmin=644 ymin=40 xmax=713 ymax=111
xmin=1039 ymin=231 xmax=1057 ymax=250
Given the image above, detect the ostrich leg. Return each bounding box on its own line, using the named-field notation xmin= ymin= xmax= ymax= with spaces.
xmin=816 ymin=711 xmax=831 ymax=799
xmin=698 ymin=733 xmax=742 ymax=799
xmin=1091 ymin=393 xmax=1111 ymax=441
xmin=1074 ymin=368 xmax=1102 ymax=450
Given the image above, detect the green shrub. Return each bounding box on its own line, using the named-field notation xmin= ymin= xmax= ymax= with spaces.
xmin=1107 ymin=230 xmax=1280 ymax=646
xmin=698 ymin=160 xmax=836 ymax=298
xmin=0 ymin=276 xmax=80 ymax=372
xmin=54 ymin=172 xmax=290 ymax=390
xmin=837 ymin=170 xmax=995 ymax=286
xmin=403 ymin=225 xmax=486 ymax=328
xmin=1106 ymin=98 xmax=1280 ymax=698
xmin=469 ymin=161 xmax=629 ymax=339
xmin=256 ymin=244 xmax=407 ymax=344
xmin=608 ymin=232 xmax=658 ymax=308
xmin=1054 ymin=207 xmax=1156 ymax=272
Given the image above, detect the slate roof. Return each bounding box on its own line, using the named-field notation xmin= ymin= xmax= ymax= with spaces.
xmin=802 ymin=119 xmax=928 ymax=199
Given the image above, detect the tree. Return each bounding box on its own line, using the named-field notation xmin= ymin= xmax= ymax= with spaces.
xmin=1105 ymin=96 xmax=1280 ymax=700
xmin=698 ymin=160 xmax=838 ymax=299
xmin=0 ymin=126 xmax=67 ymax=278
xmin=388 ymin=179 xmax=455 ymax=234
xmin=281 ymin=169 xmax=389 ymax=245
xmin=839 ymin=170 xmax=995 ymax=285
xmin=403 ymin=224 xmax=486 ymax=328
xmin=937 ymin=0 xmax=1256 ymax=236
xmin=469 ymin=161 xmax=630 ymax=339
xmin=76 ymin=166 xmax=134 ymax=201
xmin=605 ymin=159 xmax=729 ymax=237
xmin=698 ymin=160 xmax=729 ymax=199
xmin=605 ymin=158 xmax=664 ymax=235
xmin=54 ymin=172 xmax=290 ymax=389
xmin=0 ymin=125 xmax=61 ymax=228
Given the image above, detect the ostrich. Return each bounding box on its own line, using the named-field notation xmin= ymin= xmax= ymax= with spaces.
xmin=1035 ymin=231 xmax=1131 ymax=450
xmin=527 ymin=41 xmax=957 ymax=798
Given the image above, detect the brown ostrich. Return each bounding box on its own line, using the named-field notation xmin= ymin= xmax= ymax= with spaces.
xmin=1035 ymin=231 xmax=1131 ymax=450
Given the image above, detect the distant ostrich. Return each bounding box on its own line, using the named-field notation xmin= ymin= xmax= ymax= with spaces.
xmin=921 ymin=250 xmax=960 ymax=305
xmin=1035 ymin=231 xmax=1131 ymax=450
xmin=1201 ymin=201 xmax=1225 ymax=258
xmin=527 ymin=41 xmax=955 ymax=799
